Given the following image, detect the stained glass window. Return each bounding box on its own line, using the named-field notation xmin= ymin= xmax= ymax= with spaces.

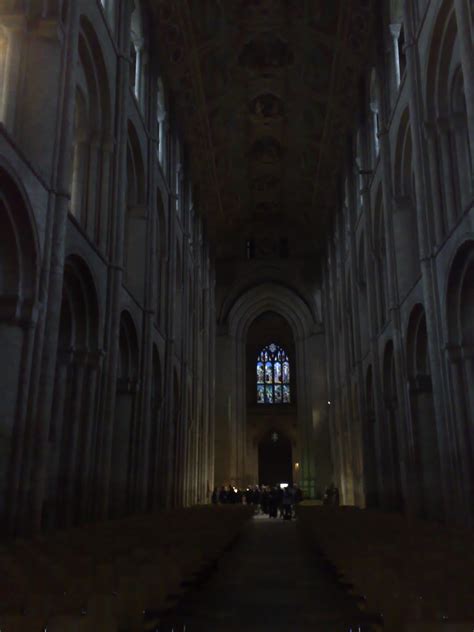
xmin=256 ymin=343 xmax=290 ymax=404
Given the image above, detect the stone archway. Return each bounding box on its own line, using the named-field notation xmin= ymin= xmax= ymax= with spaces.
xmin=49 ymin=255 xmax=101 ymax=529
xmin=110 ymin=311 xmax=139 ymax=518
xmin=215 ymin=282 xmax=330 ymax=499
xmin=446 ymin=240 xmax=474 ymax=522
xmin=406 ymin=304 xmax=442 ymax=520
xmin=258 ymin=429 xmax=293 ymax=487
xmin=0 ymin=165 xmax=39 ymax=532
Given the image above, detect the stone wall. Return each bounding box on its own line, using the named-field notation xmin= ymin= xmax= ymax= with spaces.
xmin=0 ymin=0 xmax=215 ymax=535
xmin=322 ymin=0 xmax=474 ymax=525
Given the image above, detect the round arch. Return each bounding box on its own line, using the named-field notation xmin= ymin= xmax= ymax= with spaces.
xmin=110 ymin=310 xmax=139 ymax=518
xmin=60 ymin=255 xmax=100 ymax=351
xmin=0 ymin=164 xmax=39 ymax=320
xmin=444 ymin=240 xmax=474 ymax=520
xmin=0 ymin=163 xmax=39 ymax=532
xmin=228 ymin=282 xmax=314 ymax=341
xmin=406 ymin=303 xmax=443 ymax=519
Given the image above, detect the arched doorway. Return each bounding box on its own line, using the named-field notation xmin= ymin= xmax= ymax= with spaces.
xmin=406 ymin=304 xmax=442 ymax=520
xmin=0 ymin=166 xmax=38 ymax=532
xmin=446 ymin=241 xmax=474 ymax=521
xmin=50 ymin=255 xmax=100 ymax=528
xmin=258 ymin=430 xmax=292 ymax=487
xmin=245 ymin=312 xmax=298 ymax=488
xmin=110 ymin=311 xmax=139 ymax=518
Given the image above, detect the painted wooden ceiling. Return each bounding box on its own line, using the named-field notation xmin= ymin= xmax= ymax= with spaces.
xmin=152 ymin=0 xmax=375 ymax=257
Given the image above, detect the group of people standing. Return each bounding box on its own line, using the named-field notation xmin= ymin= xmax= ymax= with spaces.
xmin=212 ymin=484 xmax=303 ymax=520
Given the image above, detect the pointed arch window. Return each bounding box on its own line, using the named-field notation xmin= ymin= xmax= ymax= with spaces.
xmin=256 ymin=343 xmax=290 ymax=404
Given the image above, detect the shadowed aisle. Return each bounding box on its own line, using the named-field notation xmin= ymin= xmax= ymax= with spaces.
xmin=156 ymin=515 xmax=376 ymax=631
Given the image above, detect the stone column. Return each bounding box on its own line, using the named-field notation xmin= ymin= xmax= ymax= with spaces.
xmin=98 ymin=136 xmax=114 ymax=252
xmin=207 ymin=272 xmax=216 ymax=496
xmin=401 ymin=4 xmax=453 ymax=520
xmin=5 ymin=319 xmax=37 ymax=534
xmin=133 ymin=38 xmax=143 ymax=103
xmin=95 ymin=0 xmax=133 ymax=520
xmin=24 ymin=5 xmax=80 ymax=534
xmin=47 ymin=349 xmax=73 ymax=526
xmin=370 ymin=103 xmax=380 ymax=159
xmin=77 ymin=351 xmax=102 ymax=522
xmin=85 ymin=132 xmax=101 ymax=239
xmin=0 ymin=15 xmax=26 ymax=130
xmin=70 ymin=134 xmax=88 ymax=222
xmin=296 ymin=334 xmax=315 ymax=499
xmin=423 ymin=122 xmax=445 ymax=244
xmin=135 ymin=183 xmax=154 ymax=513
xmin=437 ymin=117 xmax=457 ymax=228
xmin=378 ymin=109 xmax=413 ymax=513
xmin=63 ymin=351 xmax=87 ymax=526
xmin=389 ymin=24 xmax=402 ymax=96
xmin=446 ymin=346 xmax=473 ymax=523
xmin=451 ymin=112 xmax=472 ymax=210
xmin=327 ymin=238 xmax=344 ymax=494
xmin=453 ymin=0 xmax=474 ymax=179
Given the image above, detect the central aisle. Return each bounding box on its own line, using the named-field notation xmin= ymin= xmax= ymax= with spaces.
xmin=159 ymin=515 xmax=372 ymax=631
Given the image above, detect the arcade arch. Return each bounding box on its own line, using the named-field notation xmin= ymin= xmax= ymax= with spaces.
xmin=406 ymin=304 xmax=442 ymax=519
xmin=0 ymin=166 xmax=38 ymax=525
xmin=110 ymin=311 xmax=139 ymax=517
xmin=49 ymin=255 xmax=100 ymax=528
xmin=215 ymin=282 xmax=330 ymax=499
xmin=445 ymin=240 xmax=474 ymax=518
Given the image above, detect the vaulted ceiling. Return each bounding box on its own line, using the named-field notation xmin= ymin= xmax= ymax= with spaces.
xmin=152 ymin=0 xmax=375 ymax=258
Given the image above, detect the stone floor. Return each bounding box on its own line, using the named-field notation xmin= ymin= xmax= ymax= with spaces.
xmin=154 ymin=515 xmax=380 ymax=631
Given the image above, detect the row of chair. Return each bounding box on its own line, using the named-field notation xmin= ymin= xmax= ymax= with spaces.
xmin=0 ymin=505 xmax=253 ymax=631
xmin=297 ymin=505 xmax=474 ymax=632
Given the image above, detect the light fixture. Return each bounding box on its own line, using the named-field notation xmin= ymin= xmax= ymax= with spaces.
xmin=295 ymin=462 xmax=300 ymax=469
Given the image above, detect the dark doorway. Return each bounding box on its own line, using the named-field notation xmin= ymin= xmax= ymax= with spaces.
xmin=258 ymin=431 xmax=292 ymax=486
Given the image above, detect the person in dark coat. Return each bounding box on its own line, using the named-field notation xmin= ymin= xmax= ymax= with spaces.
xmin=294 ymin=485 xmax=303 ymax=505
xmin=269 ymin=487 xmax=279 ymax=518
xmin=218 ymin=486 xmax=228 ymax=504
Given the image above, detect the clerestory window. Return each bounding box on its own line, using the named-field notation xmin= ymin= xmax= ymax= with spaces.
xmin=256 ymin=343 xmax=290 ymax=404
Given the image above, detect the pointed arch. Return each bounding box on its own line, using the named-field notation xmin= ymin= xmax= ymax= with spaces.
xmin=256 ymin=342 xmax=291 ymax=405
